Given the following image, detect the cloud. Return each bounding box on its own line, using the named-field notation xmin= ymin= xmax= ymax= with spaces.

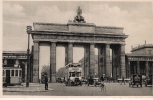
xmin=29 ymin=5 xmax=75 ymax=23
xmin=3 ymin=3 xmax=153 ymax=52
xmin=3 ymin=2 xmax=28 ymax=20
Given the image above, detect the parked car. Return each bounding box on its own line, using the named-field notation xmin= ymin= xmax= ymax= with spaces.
xmin=145 ymin=74 xmax=152 ymax=87
xmin=129 ymin=74 xmax=142 ymax=88
xmin=82 ymin=79 xmax=88 ymax=84
xmin=56 ymin=78 xmax=62 ymax=83
xmin=88 ymin=78 xmax=101 ymax=86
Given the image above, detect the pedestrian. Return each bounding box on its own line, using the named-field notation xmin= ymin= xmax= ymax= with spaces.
xmin=100 ymin=74 xmax=105 ymax=84
xmin=120 ymin=76 xmax=125 ymax=85
xmin=44 ymin=74 xmax=48 ymax=90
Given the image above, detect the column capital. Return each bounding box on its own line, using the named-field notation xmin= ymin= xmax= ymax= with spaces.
xmin=68 ymin=42 xmax=74 ymax=44
xmin=50 ymin=41 xmax=57 ymax=43
xmin=90 ymin=43 xmax=95 ymax=45
xmin=33 ymin=41 xmax=39 ymax=43
xmin=120 ymin=43 xmax=126 ymax=46
xmin=106 ymin=43 xmax=111 ymax=45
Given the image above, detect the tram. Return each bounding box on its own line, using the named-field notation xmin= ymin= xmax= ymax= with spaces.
xmin=3 ymin=67 xmax=22 ymax=87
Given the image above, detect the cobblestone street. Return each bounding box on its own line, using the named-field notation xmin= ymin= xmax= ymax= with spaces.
xmin=3 ymin=83 xmax=153 ymax=96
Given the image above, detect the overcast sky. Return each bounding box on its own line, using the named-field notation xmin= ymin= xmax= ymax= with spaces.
xmin=2 ymin=1 xmax=153 ymax=71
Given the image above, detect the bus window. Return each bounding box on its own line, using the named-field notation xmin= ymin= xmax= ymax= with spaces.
xmin=11 ymin=70 xmax=14 ymax=77
xmin=19 ymin=70 xmax=21 ymax=77
xmin=15 ymin=70 xmax=18 ymax=76
xmin=3 ymin=70 xmax=5 ymax=76
xmin=70 ymin=72 xmax=75 ymax=77
xmin=76 ymin=72 xmax=81 ymax=77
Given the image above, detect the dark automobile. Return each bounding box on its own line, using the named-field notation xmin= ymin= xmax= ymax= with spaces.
xmin=145 ymin=74 xmax=152 ymax=87
xmin=82 ymin=79 xmax=88 ymax=84
xmin=56 ymin=78 xmax=62 ymax=83
xmin=129 ymin=74 xmax=142 ymax=87
xmin=88 ymin=78 xmax=101 ymax=86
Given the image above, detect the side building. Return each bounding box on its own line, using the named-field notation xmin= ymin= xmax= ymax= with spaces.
xmin=126 ymin=43 xmax=153 ymax=78
xmin=2 ymin=51 xmax=33 ymax=82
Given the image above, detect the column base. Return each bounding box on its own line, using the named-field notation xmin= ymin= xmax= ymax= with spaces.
xmin=51 ymin=75 xmax=56 ymax=83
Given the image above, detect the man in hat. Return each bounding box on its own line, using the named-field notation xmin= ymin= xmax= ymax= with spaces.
xmin=44 ymin=74 xmax=48 ymax=90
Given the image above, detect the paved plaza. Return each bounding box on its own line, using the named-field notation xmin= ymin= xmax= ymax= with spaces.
xmin=3 ymin=82 xmax=153 ymax=96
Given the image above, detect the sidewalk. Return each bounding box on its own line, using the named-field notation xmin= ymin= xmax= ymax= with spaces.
xmin=3 ymin=83 xmax=54 ymax=92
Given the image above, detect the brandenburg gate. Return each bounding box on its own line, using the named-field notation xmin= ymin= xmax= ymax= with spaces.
xmin=30 ymin=7 xmax=128 ymax=82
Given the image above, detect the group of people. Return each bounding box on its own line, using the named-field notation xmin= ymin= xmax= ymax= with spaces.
xmin=44 ymin=74 xmax=126 ymax=90
xmin=100 ymin=74 xmax=125 ymax=85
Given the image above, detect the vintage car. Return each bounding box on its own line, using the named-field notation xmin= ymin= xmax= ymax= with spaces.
xmin=88 ymin=78 xmax=101 ymax=86
xmin=129 ymin=74 xmax=142 ymax=88
xmin=56 ymin=78 xmax=63 ymax=83
xmin=145 ymin=74 xmax=152 ymax=87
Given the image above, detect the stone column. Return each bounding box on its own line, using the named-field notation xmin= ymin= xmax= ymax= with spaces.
xmin=84 ymin=44 xmax=90 ymax=79
xmin=134 ymin=63 xmax=137 ymax=74
xmin=50 ymin=42 xmax=56 ymax=82
xmin=120 ymin=44 xmax=126 ymax=77
xmin=128 ymin=61 xmax=131 ymax=78
xmin=105 ymin=43 xmax=110 ymax=77
xmin=89 ymin=43 xmax=95 ymax=78
xmin=68 ymin=42 xmax=73 ymax=63
xmin=33 ymin=41 xmax=39 ymax=83
xmin=145 ymin=61 xmax=149 ymax=76
xmin=4 ymin=59 xmax=7 ymax=65
xmin=137 ymin=61 xmax=140 ymax=74
xmin=65 ymin=44 xmax=68 ymax=65
xmin=112 ymin=46 xmax=119 ymax=79
xmin=98 ymin=45 xmax=105 ymax=78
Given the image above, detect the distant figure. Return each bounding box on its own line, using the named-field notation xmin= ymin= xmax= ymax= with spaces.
xmin=100 ymin=74 xmax=105 ymax=82
xmin=44 ymin=74 xmax=48 ymax=90
xmin=120 ymin=76 xmax=125 ymax=85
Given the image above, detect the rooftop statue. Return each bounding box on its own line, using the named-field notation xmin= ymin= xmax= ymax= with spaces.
xmin=73 ymin=6 xmax=86 ymax=23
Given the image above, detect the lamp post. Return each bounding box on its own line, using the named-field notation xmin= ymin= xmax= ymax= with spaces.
xmin=26 ymin=26 xmax=32 ymax=87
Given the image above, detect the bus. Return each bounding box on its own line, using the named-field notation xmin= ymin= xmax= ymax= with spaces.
xmin=3 ymin=67 xmax=22 ymax=87
xmin=65 ymin=63 xmax=82 ymax=86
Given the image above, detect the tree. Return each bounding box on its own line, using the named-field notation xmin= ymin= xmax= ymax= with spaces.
xmin=41 ymin=65 xmax=50 ymax=79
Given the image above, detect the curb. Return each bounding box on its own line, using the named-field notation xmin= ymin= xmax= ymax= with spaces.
xmin=3 ymin=88 xmax=54 ymax=92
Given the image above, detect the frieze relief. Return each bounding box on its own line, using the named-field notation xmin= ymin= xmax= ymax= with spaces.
xmin=128 ymin=57 xmax=153 ymax=61
xmin=34 ymin=34 xmax=124 ymax=42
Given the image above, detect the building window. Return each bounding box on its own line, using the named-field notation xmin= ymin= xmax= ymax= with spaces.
xmin=148 ymin=50 xmax=152 ymax=54
xmin=15 ymin=70 xmax=18 ymax=76
xmin=11 ymin=70 xmax=14 ymax=76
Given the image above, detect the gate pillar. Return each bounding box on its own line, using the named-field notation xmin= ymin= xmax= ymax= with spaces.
xmin=84 ymin=44 xmax=90 ymax=79
xmin=120 ymin=44 xmax=126 ymax=77
xmin=98 ymin=45 xmax=105 ymax=78
xmin=89 ymin=43 xmax=95 ymax=78
xmin=105 ymin=43 xmax=111 ymax=78
xmin=50 ymin=42 xmax=56 ymax=82
xmin=33 ymin=41 xmax=39 ymax=83
xmin=68 ymin=42 xmax=73 ymax=63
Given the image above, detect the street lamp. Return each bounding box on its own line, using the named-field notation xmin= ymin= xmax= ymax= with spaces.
xmin=26 ymin=26 xmax=32 ymax=87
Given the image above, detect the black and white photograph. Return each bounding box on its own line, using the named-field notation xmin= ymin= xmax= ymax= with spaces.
xmin=1 ymin=0 xmax=153 ymax=97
